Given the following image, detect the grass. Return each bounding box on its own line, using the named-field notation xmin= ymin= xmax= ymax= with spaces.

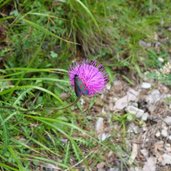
xmin=0 ymin=0 xmax=171 ymax=170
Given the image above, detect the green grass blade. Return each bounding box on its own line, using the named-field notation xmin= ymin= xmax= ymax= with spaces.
xmin=21 ymin=18 xmax=77 ymax=44
xmin=0 ymin=85 xmax=63 ymax=104
xmin=8 ymin=146 xmax=26 ymax=171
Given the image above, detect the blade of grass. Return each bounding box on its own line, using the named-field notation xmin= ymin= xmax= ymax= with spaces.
xmin=0 ymin=163 xmax=18 ymax=171
xmin=22 ymin=18 xmax=77 ymax=44
xmin=0 ymin=85 xmax=63 ymax=104
xmin=8 ymin=146 xmax=26 ymax=171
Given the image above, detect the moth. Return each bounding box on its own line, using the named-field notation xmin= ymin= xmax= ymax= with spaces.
xmin=74 ymin=74 xmax=89 ymax=97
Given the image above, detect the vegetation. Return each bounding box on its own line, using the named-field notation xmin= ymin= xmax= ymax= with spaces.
xmin=0 ymin=0 xmax=171 ymax=170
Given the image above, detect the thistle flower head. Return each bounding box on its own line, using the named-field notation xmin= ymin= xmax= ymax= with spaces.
xmin=68 ymin=60 xmax=108 ymax=96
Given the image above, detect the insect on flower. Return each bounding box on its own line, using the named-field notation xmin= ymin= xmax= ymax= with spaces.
xmin=69 ymin=60 xmax=108 ymax=97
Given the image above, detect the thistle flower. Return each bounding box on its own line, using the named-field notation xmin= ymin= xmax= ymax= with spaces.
xmin=68 ymin=60 xmax=108 ymax=97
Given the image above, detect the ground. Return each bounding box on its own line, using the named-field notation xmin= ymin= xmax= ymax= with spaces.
xmin=89 ymin=76 xmax=171 ymax=171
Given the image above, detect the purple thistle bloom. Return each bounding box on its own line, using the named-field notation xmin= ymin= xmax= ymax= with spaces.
xmin=69 ymin=60 xmax=108 ymax=96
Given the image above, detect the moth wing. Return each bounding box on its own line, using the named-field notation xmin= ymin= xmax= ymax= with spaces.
xmin=74 ymin=77 xmax=89 ymax=97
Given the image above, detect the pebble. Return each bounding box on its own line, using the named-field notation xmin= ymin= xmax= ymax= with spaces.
xmin=129 ymin=167 xmax=142 ymax=171
xmin=108 ymin=168 xmax=119 ymax=171
xmin=146 ymin=89 xmax=161 ymax=104
xmin=158 ymin=57 xmax=164 ymax=63
xmin=141 ymin=82 xmax=151 ymax=89
xmin=161 ymin=154 xmax=171 ymax=165
xmin=155 ymin=131 xmax=161 ymax=138
xmin=97 ymin=162 xmax=105 ymax=170
xmin=165 ymin=143 xmax=171 ymax=152
xmin=140 ymin=149 xmax=149 ymax=159
xmin=164 ymin=116 xmax=171 ymax=125
xmin=161 ymin=129 xmax=168 ymax=137
xmin=141 ymin=112 xmax=149 ymax=121
xmin=139 ymin=40 xmax=151 ymax=47
xmin=168 ymin=135 xmax=171 ymax=141
xmin=106 ymin=83 xmax=111 ymax=90
xmin=126 ymin=106 xmax=144 ymax=119
xmin=128 ymin=123 xmax=139 ymax=134
xmin=112 ymin=80 xmax=123 ymax=94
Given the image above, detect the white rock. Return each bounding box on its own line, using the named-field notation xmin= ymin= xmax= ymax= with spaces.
xmin=128 ymin=167 xmax=142 ymax=171
xmin=155 ymin=131 xmax=161 ymax=138
xmin=161 ymin=129 xmax=168 ymax=137
xmin=95 ymin=118 xmax=110 ymax=141
xmin=168 ymin=135 xmax=171 ymax=141
xmin=80 ymin=98 xmax=85 ymax=105
xmin=140 ymin=149 xmax=149 ymax=159
xmin=43 ymin=163 xmax=60 ymax=170
xmin=146 ymin=89 xmax=161 ymax=104
xmin=106 ymin=83 xmax=111 ymax=90
xmin=101 ymin=133 xmax=110 ymax=141
xmin=141 ymin=82 xmax=151 ymax=89
xmin=164 ymin=116 xmax=171 ymax=125
xmin=165 ymin=143 xmax=171 ymax=152
xmin=139 ymin=40 xmax=151 ymax=47
xmin=96 ymin=117 xmax=104 ymax=134
xmin=96 ymin=117 xmax=104 ymax=140
xmin=126 ymin=106 xmax=144 ymax=118
xmin=114 ymin=96 xmax=129 ymax=110
xmin=141 ymin=113 xmax=149 ymax=121
xmin=108 ymin=168 xmax=119 ymax=171
xmin=114 ymin=89 xmax=139 ymax=110
xmin=158 ymin=57 xmax=164 ymax=63
xmin=161 ymin=153 xmax=171 ymax=165
xmin=127 ymin=88 xmax=139 ymax=101
xmin=143 ymin=157 xmax=156 ymax=171
xmin=128 ymin=123 xmax=139 ymax=134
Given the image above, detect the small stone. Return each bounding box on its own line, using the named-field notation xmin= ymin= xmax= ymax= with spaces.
xmin=114 ymin=89 xmax=139 ymax=110
xmin=143 ymin=157 xmax=156 ymax=171
xmin=129 ymin=167 xmax=142 ymax=171
xmin=142 ymin=124 xmax=148 ymax=132
xmin=80 ymin=98 xmax=85 ymax=105
xmin=158 ymin=84 xmax=170 ymax=93
xmin=164 ymin=117 xmax=171 ymax=125
xmin=141 ymin=82 xmax=151 ymax=89
xmin=165 ymin=143 xmax=171 ymax=152
xmin=109 ymin=102 xmax=114 ymax=111
xmin=108 ymin=168 xmax=119 ymax=171
xmin=161 ymin=154 xmax=171 ymax=165
xmin=161 ymin=123 xmax=167 ymax=129
xmin=96 ymin=118 xmax=104 ymax=136
xmin=127 ymin=88 xmax=139 ymax=101
xmin=161 ymin=129 xmax=168 ymax=137
xmin=114 ymin=96 xmax=129 ymax=110
xmin=168 ymin=135 xmax=171 ymax=141
xmin=128 ymin=123 xmax=139 ymax=134
xmin=158 ymin=57 xmax=164 ymax=63
xmin=112 ymin=80 xmax=123 ymax=94
xmin=141 ymin=112 xmax=149 ymax=121
xmin=140 ymin=149 xmax=149 ymax=159
xmin=126 ymin=106 xmax=144 ymax=119
xmin=148 ymin=105 xmax=156 ymax=113
xmin=106 ymin=83 xmax=111 ymax=90
xmin=97 ymin=162 xmax=105 ymax=170
xmin=155 ymin=131 xmax=161 ymax=138
xmin=146 ymin=89 xmax=161 ymax=104
xmin=139 ymin=40 xmax=151 ymax=47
